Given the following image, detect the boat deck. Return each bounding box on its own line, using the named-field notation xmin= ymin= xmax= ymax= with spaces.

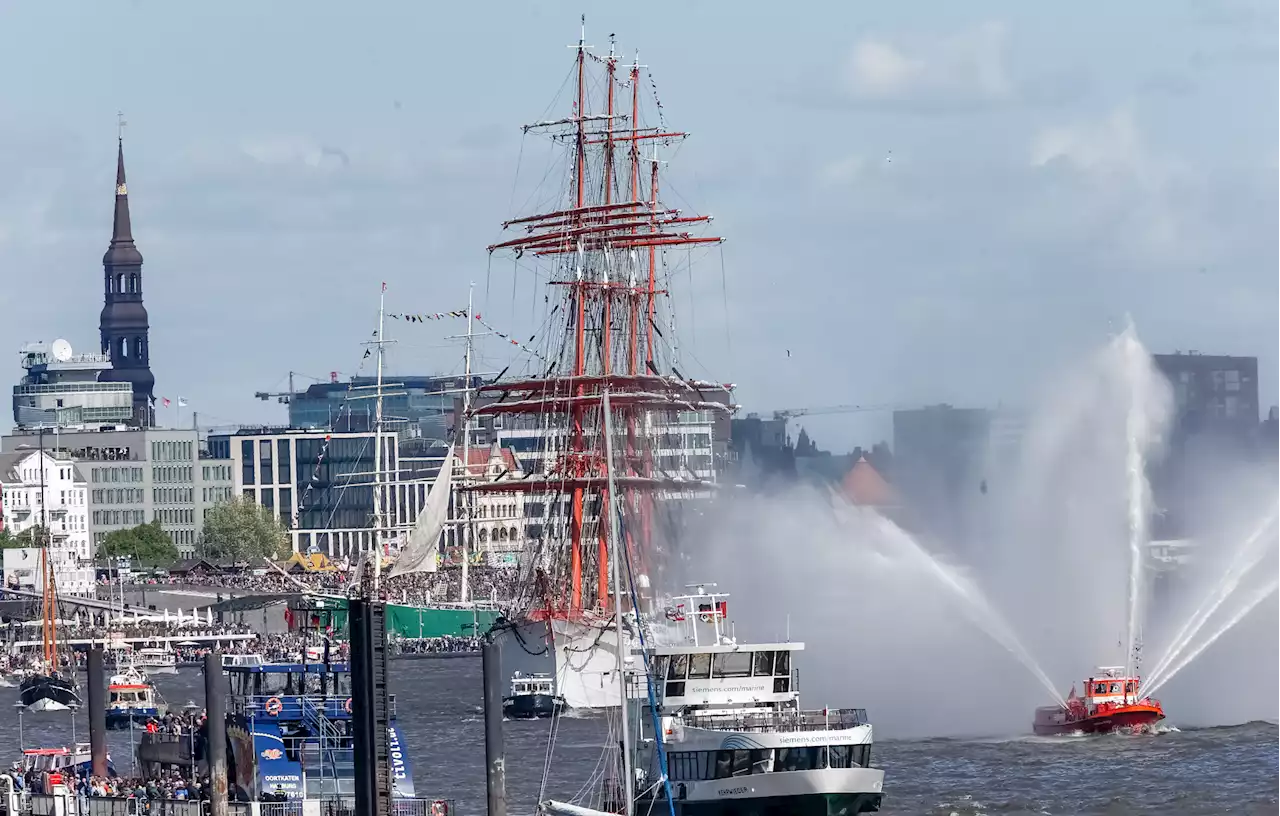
xmin=683 ymin=707 xmax=869 ymax=733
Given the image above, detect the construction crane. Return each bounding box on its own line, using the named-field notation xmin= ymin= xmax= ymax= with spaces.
xmin=254 ymin=371 xmax=326 ymax=404
xmin=769 ymin=403 xmax=907 ymax=421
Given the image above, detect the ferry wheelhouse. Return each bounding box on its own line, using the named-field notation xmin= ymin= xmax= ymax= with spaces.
xmin=504 ymin=672 xmax=564 ymax=720
xmin=1034 ymin=666 xmax=1164 ymax=736
xmin=634 ymin=587 xmax=884 ymax=815
xmin=224 ymin=660 xmax=416 ymax=800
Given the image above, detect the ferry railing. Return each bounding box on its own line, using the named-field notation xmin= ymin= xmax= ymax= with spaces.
xmin=231 ymin=695 xmax=396 ymax=721
xmin=683 ymin=707 xmax=868 ymax=733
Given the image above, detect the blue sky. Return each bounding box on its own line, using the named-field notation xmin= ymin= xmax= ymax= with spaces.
xmin=0 ymin=0 xmax=1275 ymax=449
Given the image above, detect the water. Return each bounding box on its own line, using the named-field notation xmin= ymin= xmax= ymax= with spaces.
xmin=1121 ymin=326 xmax=1152 ymax=679
xmin=5 ymin=661 xmax=1274 ymax=815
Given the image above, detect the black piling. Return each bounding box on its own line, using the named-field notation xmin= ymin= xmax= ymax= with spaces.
xmin=203 ymin=652 xmax=228 ymax=816
xmin=350 ymin=598 xmax=392 ymax=816
xmin=87 ymin=647 xmax=107 ymax=778
xmin=482 ymin=635 xmax=507 ymax=816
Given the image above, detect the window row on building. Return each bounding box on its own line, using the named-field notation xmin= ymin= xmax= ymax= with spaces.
xmin=93 ymin=509 xmax=146 ymax=527
xmin=153 ymin=465 xmax=194 ymax=483
xmin=202 ymin=486 xmax=233 ymax=503
xmin=91 ymin=488 xmax=145 ymax=505
xmin=152 ymin=440 xmax=194 ymax=462
xmin=202 ymin=464 xmax=231 ymax=482
xmin=153 ymin=487 xmax=195 ymax=505
xmin=91 ymin=466 xmax=144 ymax=483
xmin=156 ymin=508 xmax=195 ymax=525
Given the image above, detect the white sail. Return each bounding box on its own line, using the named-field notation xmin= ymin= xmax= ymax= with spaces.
xmin=388 ymin=450 xmax=453 ymax=577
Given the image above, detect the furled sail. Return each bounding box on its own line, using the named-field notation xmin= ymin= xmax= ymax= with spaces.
xmin=388 ymin=450 xmax=453 ymax=577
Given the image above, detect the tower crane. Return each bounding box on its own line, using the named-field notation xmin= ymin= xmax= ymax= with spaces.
xmin=769 ymin=403 xmax=907 ymax=421
xmin=254 ymin=371 xmax=325 ymax=404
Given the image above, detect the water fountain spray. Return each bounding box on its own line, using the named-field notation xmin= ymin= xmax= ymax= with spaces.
xmin=1141 ymin=511 xmax=1279 ymax=693
xmin=1142 ymin=574 xmax=1279 ymax=699
xmin=1122 ymin=327 xmax=1151 ymax=680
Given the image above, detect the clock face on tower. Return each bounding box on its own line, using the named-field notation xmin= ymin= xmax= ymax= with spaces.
xmin=117 ymin=183 xmax=127 ymax=195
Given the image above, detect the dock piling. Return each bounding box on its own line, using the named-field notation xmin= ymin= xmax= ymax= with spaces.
xmin=204 ymin=652 xmax=228 ymax=816
xmin=87 ymin=647 xmax=107 ymax=778
xmin=482 ymin=634 xmax=507 ymax=816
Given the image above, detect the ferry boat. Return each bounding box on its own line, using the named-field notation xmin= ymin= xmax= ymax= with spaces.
xmin=1033 ymin=666 xmax=1164 ymax=736
xmin=135 ymin=645 xmax=179 ymax=674
xmin=626 ymin=586 xmax=884 ymax=815
xmin=224 ymin=659 xmax=417 ymax=800
xmin=106 ymin=665 xmax=168 ymax=729
xmin=503 ymin=672 xmax=564 ymax=720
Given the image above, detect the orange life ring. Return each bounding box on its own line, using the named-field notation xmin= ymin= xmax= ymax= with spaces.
xmin=265 ymin=697 xmax=283 ymax=716
xmin=344 ymin=697 xmax=353 ymax=714
xmin=430 ymin=801 xmax=448 ymax=816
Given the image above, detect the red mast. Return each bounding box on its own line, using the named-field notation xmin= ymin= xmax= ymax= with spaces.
xmin=475 ymin=23 xmax=732 ymax=622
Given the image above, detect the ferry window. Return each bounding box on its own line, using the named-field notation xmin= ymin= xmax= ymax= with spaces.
xmin=853 ymin=745 xmax=871 ymax=768
xmin=688 ymin=653 xmax=712 ymax=680
xmin=667 ymin=654 xmax=688 ymax=680
xmin=774 ymin=650 xmax=790 ymax=676
xmin=1125 ymin=681 xmax=1136 ymax=693
xmin=730 ymin=750 xmax=753 ymax=777
xmin=712 ymin=652 xmax=752 ymax=678
xmin=776 ymin=747 xmax=817 ymax=771
xmin=650 ymin=655 xmax=668 ymax=682
xmin=1109 ymin=683 xmax=1121 ymax=694
xmin=828 ymin=745 xmax=870 ymax=768
xmin=1094 ymin=683 xmax=1106 ymax=695
xmin=713 ymin=750 xmax=732 ymax=779
xmin=752 ymin=651 xmax=774 ymax=676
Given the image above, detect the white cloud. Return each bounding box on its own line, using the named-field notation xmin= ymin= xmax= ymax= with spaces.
xmin=842 ymin=22 xmax=1013 ymax=105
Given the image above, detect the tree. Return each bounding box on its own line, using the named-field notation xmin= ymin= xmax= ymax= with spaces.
xmin=0 ymin=528 xmax=22 ymax=550
xmin=97 ymin=520 xmax=180 ymax=567
xmin=14 ymin=525 xmax=51 ymax=549
xmin=199 ymin=496 xmax=289 ymax=563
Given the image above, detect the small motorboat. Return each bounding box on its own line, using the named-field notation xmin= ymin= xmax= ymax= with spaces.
xmin=135 ymin=646 xmax=178 ymax=675
xmin=503 ymin=672 xmax=564 ymax=719
xmin=1034 ymin=666 xmax=1164 ymax=736
xmin=105 ymin=665 xmax=168 ymax=729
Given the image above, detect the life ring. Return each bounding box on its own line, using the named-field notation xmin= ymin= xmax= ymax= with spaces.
xmin=344 ymin=698 xmax=353 ymax=714
xmin=430 ymin=801 xmax=448 ymax=816
xmin=698 ymin=613 xmax=713 ymax=624
xmin=265 ymin=697 xmax=283 ymax=716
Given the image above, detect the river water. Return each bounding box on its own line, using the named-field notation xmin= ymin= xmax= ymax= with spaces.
xmin=2 ymin=660 xmax=1275 ymax=815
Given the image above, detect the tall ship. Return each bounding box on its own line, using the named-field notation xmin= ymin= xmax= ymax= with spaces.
xmin=462 ymin=19 xmax=732 ymax=711
xmin=19 ymin=436 xmax=82 ymax=713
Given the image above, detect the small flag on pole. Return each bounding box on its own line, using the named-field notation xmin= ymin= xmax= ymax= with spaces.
xmin=162 ymin=398 xmax=171 ymax=408
xmin=177 ymin=397 xmax=188 ymax=407
xmin=381 ymin=281 xmax=387 ymax=292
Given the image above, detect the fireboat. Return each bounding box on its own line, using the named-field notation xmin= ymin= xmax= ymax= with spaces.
xmin=1033 ymin=666 xmax=1164 ymax=736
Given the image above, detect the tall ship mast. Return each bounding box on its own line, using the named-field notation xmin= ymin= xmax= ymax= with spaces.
xmin=475 ymin=21 xmax=734 ymax=709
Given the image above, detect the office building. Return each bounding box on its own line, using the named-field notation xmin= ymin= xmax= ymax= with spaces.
xmin=283 ymin=375 xmax=483 ymax=441
xmin=0 ymin=449 xmax=94 ymax=594
xmin=209 ymin=426 xmax=413 ymax=557
xmin=12 ymin=340 xmax=135 ymax=430
xmin=1153 ymin=352 xmax=1259 ymax=444
xmin=2 ymin=427 xmax=232 ymax=559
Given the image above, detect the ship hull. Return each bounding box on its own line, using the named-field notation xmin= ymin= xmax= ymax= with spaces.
xmin=503 ymin=693 xmax=562 ymax=719
xmin=20 ymin=674 xmax=82 ymax=712
xmin=1033 ymin=704 xmax=1164 ymax=736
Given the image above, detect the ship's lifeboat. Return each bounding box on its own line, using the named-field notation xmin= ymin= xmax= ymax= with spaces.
xmin=1033 ymin=668 xmax=1164 ymax=736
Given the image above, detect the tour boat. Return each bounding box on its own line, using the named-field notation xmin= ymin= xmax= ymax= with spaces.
xmin=503 ymin=672 xmax=564 ymax=720
xmin=1033 ymin=666 xmax=1164 ymax=736
xmin=135 ymin=645 xmax=179 ymax=674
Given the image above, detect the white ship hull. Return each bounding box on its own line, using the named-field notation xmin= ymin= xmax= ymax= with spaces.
xmin=497 ymin=616 xmax=642 ymax=710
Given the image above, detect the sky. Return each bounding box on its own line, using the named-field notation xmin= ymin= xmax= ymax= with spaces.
xmin=0 ymin=0 xmax=1275 ymax=452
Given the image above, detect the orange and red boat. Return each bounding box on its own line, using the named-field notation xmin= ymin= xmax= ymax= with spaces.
xmin=1033 ymin=666 xmax=1164 ymax=736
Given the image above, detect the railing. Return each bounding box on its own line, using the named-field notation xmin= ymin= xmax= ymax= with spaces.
xmin=232 ymin=695 xmax=397 ymax=721
xmin=683 ymin=707 xmax=868 ymax=733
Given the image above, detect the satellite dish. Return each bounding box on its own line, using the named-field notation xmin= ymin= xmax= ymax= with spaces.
xmin=50 ymin=339 xmax=73 ymax=362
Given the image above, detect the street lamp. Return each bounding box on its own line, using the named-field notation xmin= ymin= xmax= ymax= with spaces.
xmin=12 ymin=703 xmax=24 ymax=753
xmin=183 ymin=701 xmax=200 ymax=782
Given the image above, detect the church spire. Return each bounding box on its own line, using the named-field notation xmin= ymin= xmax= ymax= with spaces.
xmin=112 ymin=137 xmax=133 ymax=242
xmin=99 ymin=117 xmax=155 ymax=427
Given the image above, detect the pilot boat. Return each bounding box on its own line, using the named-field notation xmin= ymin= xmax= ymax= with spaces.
xmin=1033 ymin=666 xmax=1164 ymax=736
xmin=106 ymin=665 xmax=168 ymax=729
xmin=503 ymin=672 xmax=564 ymax=720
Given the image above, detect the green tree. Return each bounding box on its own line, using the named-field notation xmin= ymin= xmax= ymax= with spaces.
xmin=14 ymin=524 xmax=51 ymax=549
xmin=199 ymin=496 xmax=289 ymax=563
xmin=0 ymin=528 xmax=23 ymax=549
xmin=97 ymin=520 xmax=180 ymax=567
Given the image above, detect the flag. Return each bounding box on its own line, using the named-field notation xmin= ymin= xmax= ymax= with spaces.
xmin=162 ymin=398 xmax=171 ymax=408
xmin=177 ymin=397 xmax=188 ymax=407
xmin=381 ymin=281 xmax=387 ymax=292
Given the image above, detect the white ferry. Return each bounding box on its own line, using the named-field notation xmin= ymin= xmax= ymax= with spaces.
xmin=134 ymin=645 xmax=178 ymax=674
xmin=633 ymin=585 xmax=884 ymax=814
